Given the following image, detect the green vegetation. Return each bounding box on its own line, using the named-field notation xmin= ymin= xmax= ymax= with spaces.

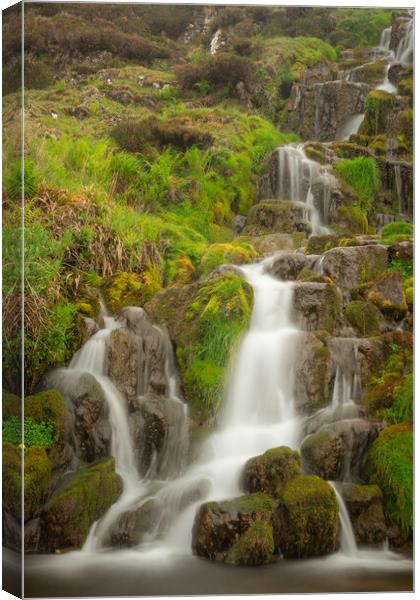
xmin=227 ymin=521 xmax=275 ymax=566
xmin=3 ymin=416 xmax=55 ymax=449
xmin=200 ymin=241 xmax=258 ymax=277
xmin=344 ymin=300 xmax=380 ymax=336
xmin=335 ymin=157 xmax=379 ymax=212
xmin=362 ymin=90 xmax=396 ymax=136
xmin=380 ymin=221 xmax=413 ymax=245
xmin=365 ymin=423 xmax=413 ymax=538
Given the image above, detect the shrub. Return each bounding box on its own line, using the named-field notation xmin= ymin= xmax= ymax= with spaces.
xmin=4 ymin=159 xmax=40 ymax=200
xmin=335 ymin=157 xmax=379 ymax=212
xmin=384 ymin=373 xmax=413 ymax=425
xmin=380 ymin=221 xmax=413 ymax=245
xmin=200 ymin=241 xmax=258 ymax=277
xmin=176 ymin=53 xmax=254 ymax=94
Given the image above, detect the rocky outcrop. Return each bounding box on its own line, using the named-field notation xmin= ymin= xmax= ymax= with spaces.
xmin=320 ymin=245 xmax=388 ymax=293
xmin=246 ymin=232 xmax=306 ymax=254
xmin=275 ymin=474 xmax=339 ymax=558
xmin=342 ymin=483 xmax=387 ymax=546
xmin=39 ymin=457 xmax=123 ymax=552
xmin=241 ymin=447 xmax=301 ymax=496
xmin=288 ymin=80 xmax=369 ymax=142
xmin=300 ymin=419 xmax=382 ymax=481
xmin=264 ymin=252 xmax=308 ymax=281
xmin=366 ymin=272 xmax=408 ymax=320
xmin=293 ymin=282 xmax=343 ymax=333
xmin=108 ymin=307 xmax=169 ymax=400
xmin=244 ymin=201 xmax=311 ymax=236
xmin=192 ymin=493 xmax=276 ymax=565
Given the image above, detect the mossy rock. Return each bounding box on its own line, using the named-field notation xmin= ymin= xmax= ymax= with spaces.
xmin=398 ymin=78 xmax=413 ymax=102
xmin=305 ymin=234 xmax=340 ymax=255
xmin=304 ymin=143 xmax=326 ymax=164
xmin=226 ymin=521 xmax=275 ymax=566
xmin=344 ymin=300 xmax=381 ymax=337
xmin=398 ymin=109 xmax=413 ymax=150
xmin=351 ymin=60 xmax=386 ymax=84
xmin=3 ymin=443 xmax=52 ymax=521
xmin=102 ymin=271 xmax=161 ymax=313
xmin=200 ymin=241 xmax=258 ymax=278
xmin=366 ymin=272 xmax=408 ymax=320
xmin=330 ymin=142 xmax=372 ymax=160
xmin=244 ymin=201 xmax=311 ymax=236
xmin=363 ymin=373 xmax=402 ymax=418
xmin=39 ymin=457 xmax=123 ymax=552
xmin=333 ymin=206 xmax=368 ymax=236
xmin=241 ymin=446 xmax=301 ymax=496
xmin=192 ymin=492 xmax=275 ymax=563
xmin=361 ymin=90 xmax=396 ymax=136
xmin=172 ymin=255 xmax=197 ymax=284
xmin=364 ymin=422 xmax=413 ymax=541
xmin=342 ymin=483 xmax=386 ymax=546
xmin=293 ymin=282 xmax=342 ymax=334
xmin=2 ymin=390 xmax=21 ymax=419
xmin=275 ymin=475 xmax=339 ymax=558
xmin=296 ymin=267 xmax=331 ymax=284
xmin=74 ymin=293 xmax=100 ymax=319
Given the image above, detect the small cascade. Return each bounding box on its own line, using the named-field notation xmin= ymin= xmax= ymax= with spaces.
xmin=330 ymin=482 xmax=359 ymax=557
xmin=394 ymin=163 xmax=403 ymax=213
xmin=380 ymin=26 xmax=392 ymax=50
xmin=275 ymin=145 xmax=333 ymax=235
xmin=210 ymin=28 xmax=223 ymax=55
xmin=336 ymin=114 xmax=365 ymax=141
xmin=396 ymin=19 xmax=414 ymax=67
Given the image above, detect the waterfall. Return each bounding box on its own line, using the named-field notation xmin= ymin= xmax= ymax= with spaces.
xmin=394 ymin=164 xmax=403 ymax=213
xmin=275 ymin=145 xmax=332 ymax=235
xmin=330 ymin=482 xmax=359 ymax=557
xmin=380 ymin=27 xmax=391 ymax=50
xmin=396 ymin=19 xmax=413 ymax=67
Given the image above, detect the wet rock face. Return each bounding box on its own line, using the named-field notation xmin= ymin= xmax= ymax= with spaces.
xmin=241 ymin=446 xmax=301 ymax=496
xmin=294 ymin=333 xmax=335 ymax=414
xmin=300 ymin=419 xmax=382 ymax=481
xmin=106 ymin=499 xmax=160 ymax=548
xmin=390 ymin=12 xmax=413 ymax=54
xmin=244 ymin=201 xmax=311 ymax=236
xmin=366 ymin=272 xmax=407 ymax=320
xmin=376 ymin=159 xmax=413 ymax=217
xmin=275 ymin=475 xmax=339 ymax=558
xmin=287 ymin=80 xmax=369 ymax=142
xmin=293 ymin=282 xmax=343 ymax=333
xmin=192 ymin=493 xmax=275 ymax=565
xmin=320 ymin=245 xmax=388 ymax=294
xmin=342 ymin=483 xmax=386 ymax=546
xmin=108 ymin=307 xmax=168 ymax=400
xmin=248 ymin=233 xmax=307 ymax=255
xmin=264 ymin=252 xmax=308 ymax=281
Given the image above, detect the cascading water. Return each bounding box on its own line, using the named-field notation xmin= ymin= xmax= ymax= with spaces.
xmin=396 ymin=18 xmax=414 ymax=67
xmin=330 ymin=482 xmax=359 ymax=557
xmin=275 ymin=145 xmax=333 ymax=235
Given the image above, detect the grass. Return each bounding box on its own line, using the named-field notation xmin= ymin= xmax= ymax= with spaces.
xmin=380 ymin=221 xmax=413 ymax=245
xmin=335 ymin=157 xmax=379 ymax=212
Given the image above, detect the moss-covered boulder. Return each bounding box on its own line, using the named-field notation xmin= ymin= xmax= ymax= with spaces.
xmin=3 ymin=444 xmax=52 ymax=522
xmin=241 ymin=447 xmax=301 ymax=496
xmin=300 ymin=419 xmax=381 ymax=481
xmin=102 ymin=271 xmax=161 ymax=313
xmin=364 ymin=422 xmax=413 ymax=545
xmin=361 ymin=90 xmax=396 ymax=136
xmin=342 ymin=483 xmax=386 ymax=546
xmin=363 ymin=373 xmax=402 ymax=418
xmin=192 ymin=493 xmax=275 ymax=564
xmin=321 ymin=245 xmax=388 ymax=293
xmin=275 ymin=475 xmax=339 ymax=558
xmin=244 ymin=201 xmax=311 ymax=236
xmin=265 ymin=253 xmax=308 ymax=281
xmin=296 ymin=267 xmax=331 ymax=284
xmin=226 ymin=521 xmax=274 ymax=566
xmin=247 ymin=232 xmax=306 ymax=255
xmin=344 ymin=300 xmax=381 ymax=337
xmin=293 ymin=282 xmax=342 ymax=333
xmin=145 ymin=274 xmax=253 ymax=424
xmin=294 ymin=332 xmax=334 ymax=414
xmin=39 ymin=457 xmax=123 ymax=552
xmin=333 ymin=206 xmax=368 ymax=236
xmin=106 ymin=499 xmax=160 ymax=548
xmin=200 ymin=241 xmax=258 ymax=277
xmin=305 ymin=234 xmax=340 ymax=255
xmin=366 ymin=272 xmax=408 ymax=320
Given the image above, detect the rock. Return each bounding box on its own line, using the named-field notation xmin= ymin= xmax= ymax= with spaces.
xmin=275 ymin=475 xmax=339 ymax=558
xmin=342 ymin=483 xmax=386 ymax=546
xmin=288 ymin=80 xmax=369 ymax=141
xmin=39 ymin=457 xmax=123 ymax=552
xmin=366 ymin=272 xmax=408 ymax=320
xmin=226 ymin=521 xmax=274 ymax=566
xmin=300 ymin=419 xmax=382 ymax=481
xmin=79 ymin=316 xmax=99 ymax=344
xmin=247 ymin=233 xmax=306 ymax=254
xmin=293 ymin=282 xmax=343 ymax=333
xmin=306 ymin=234 xmax=340 ymax=255
xmin=244 ymin=201 xmax=311 ymax=236
xmin=108 ymin=307 xmax=168 ymax=399
xmin=129 ymin=394 xmax=189 ymax=478
xmin=389 ymin=240 xmax=413 ymax=262
xmin=3 ymin=444 xmax=52 ymax=522
xmin=294 ymin=332 xmax=335 ymax=414
xmin=232 ymin=214 xmax=247 ymax=235
xmin=321 ymin=245 xmax=388 ymax=293
xmin=390 ymin=12 xmax=413 ymax=55
xmin=106 ymin=499 xmax=160 ymax=548
xmin=264 ymin=253 xmax=308 ymax=281
xmin=241 ymin=447 xmax=301 ymax=496
xmin=2 ymin=512 xmax=40 ymax=553
xmin=344 ymin=300 xmax=382 ymax=337
xmin=192 ymin=493 xmax=275 ymax=563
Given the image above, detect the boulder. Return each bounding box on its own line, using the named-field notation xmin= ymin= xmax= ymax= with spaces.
xmin=106 ymin=499 xmax=160 ymax=548
xmin=108 ymin=307 xmax=168 ymax=399
xmin=320 ymin=245 xmax=388 ymax=293
xmin=244 ymin=201 xmax=311 ymax=236
xmin=79 ymin=316 xmax=99 ymax=344
xmin=39 ymin=457 xmax=123 ymax=552
xmin=306 ymin=234 xmax=340 ymax=255
xmin=389 ymin=239 xmax=413 ymax=262
xmin=342 ymin=483 xmax=386 ymax=546
xmin=366 ymin=272 xmax=408 ymax=320
xmin=247 ymin=233 xmax=306 ymax=255
xmin=2 ymin=512 xmax=40 ymax=553
xmin=293 ymin=282 xmax=343 ymax=333
xmin=192 ymin=493 xmax=275 ymax=564
xmin=264 ymin=253 xmax=308 ymax=281
xmin=226 ymin=521 xmax=274 ymax=566
xmin=300 ymin=419 xmax=382 ymax=481
xmin=294 ymin=332 xmax=335 ymax=414
xmin=344 ymin=300 xmax=382 ymax=337
xmin=241 ymin=447 xmax=301 ymax=496
xmin=275 ymin=475 xmax=339 ymax=558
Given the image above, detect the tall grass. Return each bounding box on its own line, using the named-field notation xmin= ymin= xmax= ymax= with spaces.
xmin=335 ymin=157 xmax=379 ymax=212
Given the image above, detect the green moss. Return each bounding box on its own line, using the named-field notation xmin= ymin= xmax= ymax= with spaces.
xmin=297 ymin=267 xmax=331 ymax=284
xmin=362 ymin=90 xmax=396 ymax=136
xmin=398 ymin=109 xmax=413 ymax=149
xmin=364 ymin=423 xmax=413 ymax=538
xmin=74 ymin=293 xmax=100 ymax=319
xmin=24 ymin=389 xmax=72 ymax=446
xmin=334 ymin=157 xmax=379 ymax=212
xmin=277 ymin=474 xmax=339 ymax=558
xmin=242 ymin=446 xmax=301 ymax=496
xmin=2 ymin=443 xmax=22 ymax=520
xmin=330 ymin=142 xmax=371 ymax=160
xmin=384 ymin=373 xmax=413 ymax=425
xmin=398 ymin=78 xmax=413 ymax=99
xmin=2 ymin=390 xmax=21 ymax=419
xmin=220 ymin=492 xmax=275 ymax=515
xmin=364 ymin=373 xmax=402 ymax=418
xmin=380 ymin=221 xmax=413 ymax=245
xmin=40 ymin=457 xmax=123 ymax=551
xmin=334 ymin=206 xmax=368 ymax=235
xmin=102 ymin=271 xmax=161 ymax=313
xmin=305 ymin=235 xmax=340 ymax=255
xmin=199 ymin=241 xmax=258 ymax=278
xmin=344 ymin=300 xmax=380 ymax=337
xmin=354 ymin=60 xmax=386 ymax=84
xmin=227 ymin=521 xmax=274 ymax=566
xmin=304 ymin=143 xmax=326 ymax=164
